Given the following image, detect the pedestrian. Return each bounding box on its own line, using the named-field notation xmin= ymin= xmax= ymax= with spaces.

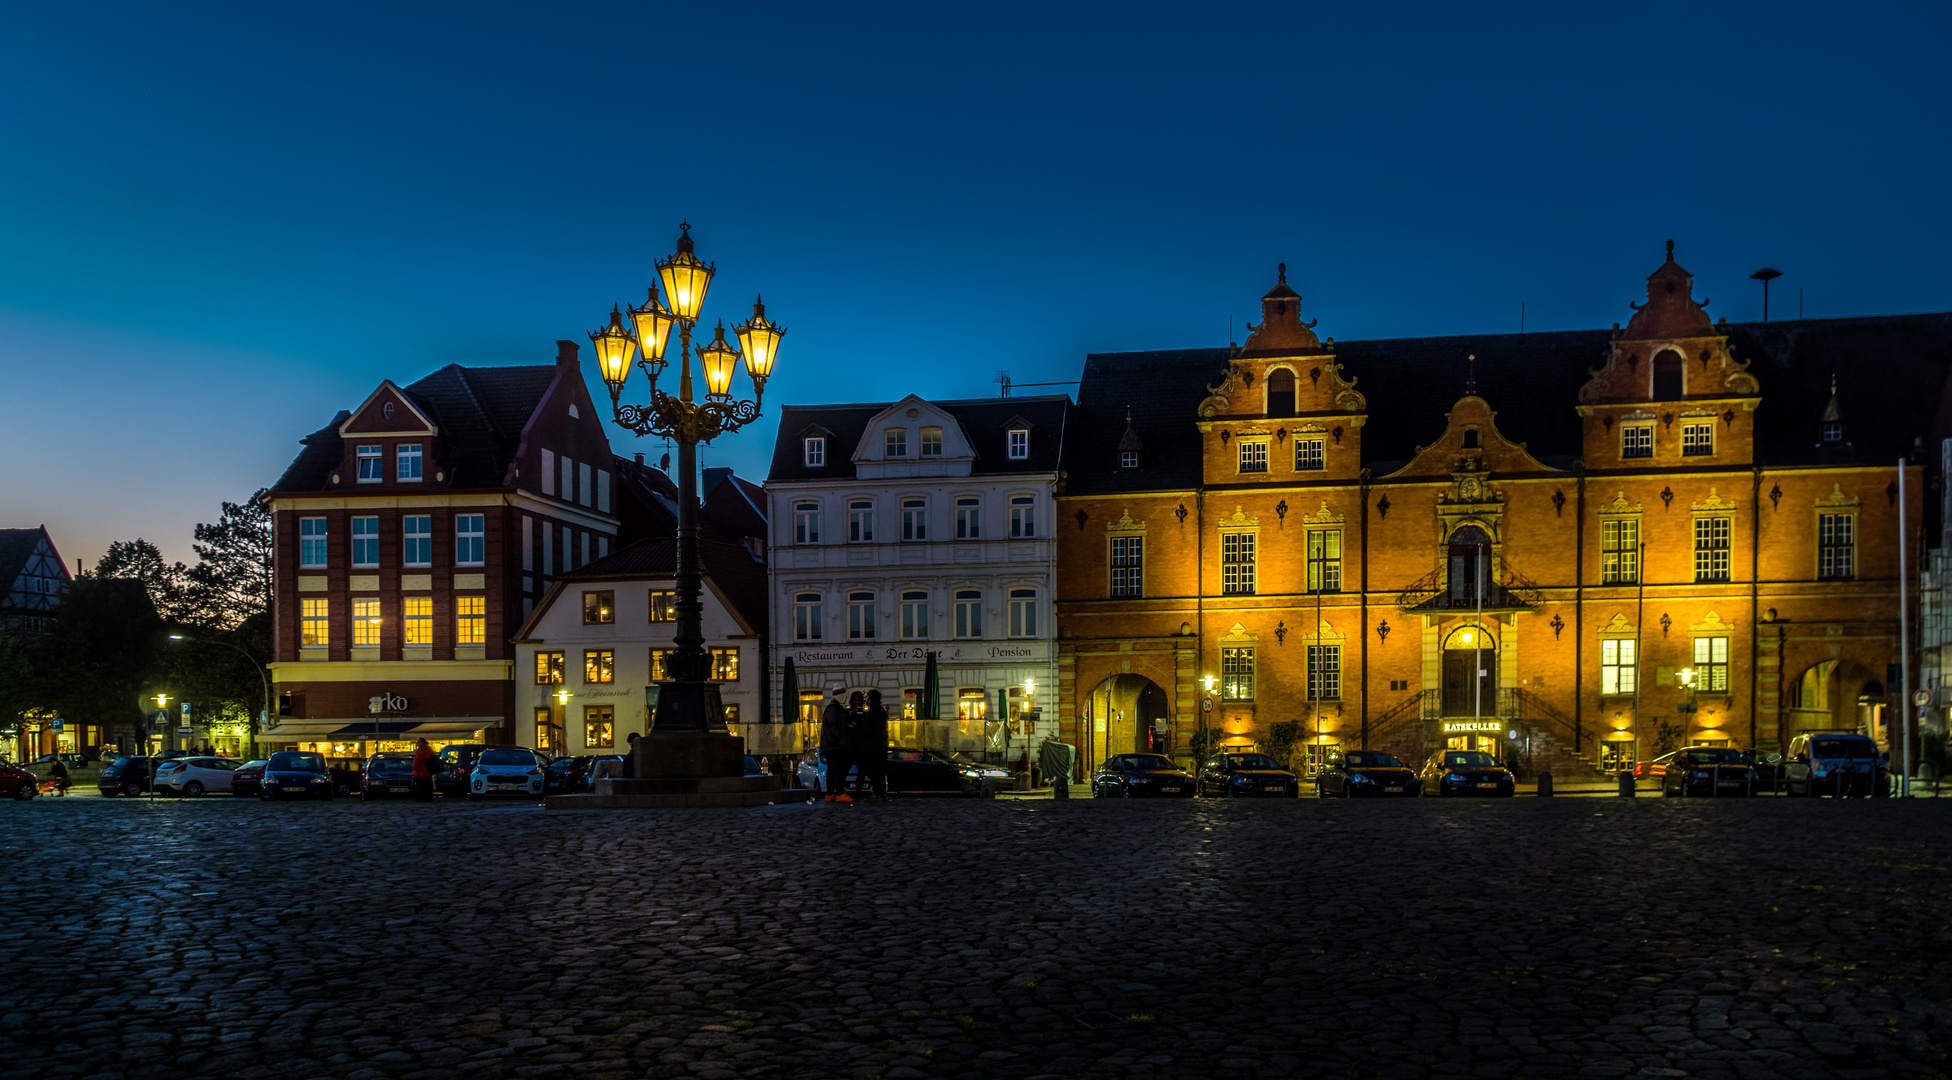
xmin=821 ymin=687 xmax=856 ymax=802
xmin=623 ymin=732 xmax=641 ymax=778
xmin=48 ymin=758 xmax=70 ymax=797
xmin=409 ymin=737 xmax=437 ymax=802
xmin=857 ymin=689 xmax=890 ymax=802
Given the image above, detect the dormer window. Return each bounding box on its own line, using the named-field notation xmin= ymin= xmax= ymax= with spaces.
xmin=803 ymin=437 xmax=825 ymax=467
xmin=1120 ymin=450 xmax=1139 ymax=469
xmin=1822 ymin=422 xmax=1844 ymax=443
xmin=357 ymin=445 xmax=383 ymax=482
xmin=885 ymin=427 xmax=908 ymax=457
xmin=1007 ymin=429 xmax=1029 ymax=460
xmin=397 ymin=443 xmax=423 ymax=481
xmin=921 ymin=426 xmax=943 ymax=456
xmin=1461 ymin=428 xmax=1480 ymax=450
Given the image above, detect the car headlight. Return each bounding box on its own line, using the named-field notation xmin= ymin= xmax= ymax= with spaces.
xmin=1349 ymin=772 xmax=1372 ymax=784
xmin=310 ymin=776 xmax=328 ymax=784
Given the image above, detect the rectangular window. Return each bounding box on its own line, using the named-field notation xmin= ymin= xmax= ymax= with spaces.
xmin=583 ymin=590 xmax=615 ymax=624
xmin=794 ymin=593 xmax=822 ymax=641
xmin=1601 ymin=519 xmax=1640 ymax=584
xmin=711 ymin=647 xmax=739 ymax=681
xmin=302 ymin=598 xmax=329 ymax=646
xmin=957 ymin=687 xmax=988 ymax=721
xmin=1221 ymin=647 xmax=1255 ymax=700
xmin=648 ymin=648 xmax=671 ymax=681
xmin=1307 ymin=529 xmax=1342 ymax=593
xmin=920 ymin=426 xmax=943 ymax=456
xmin=848 ymin=591 xmax=876 ymax=640
xmin=1007 ymin=429 xmax=1029 ymax=459
xmin=584 ymin=649 xmax=614 ymax=684
xmin=299 ymin=517 xmax=328 ymax=568
xmin=848 ymin=500 xmax=874 ymax=543
xmin=1307 ymin=645 xmax=1341 ymax=700
xmin=1120 ymin=450 xmax=1139 ymax=469
xmin=535 ymin=651 xmax=564 ymax=685
xmin=402 ymin=515 xmax=432 ymax=567
xmin=1222 ymin=532 xmax=1256 ymax=595
xmin=541 ymin=449 xmax=555 ymax=495
xmin=1622 ymin=426 xmax=1653 ymax=459
xmin=584 ymin=706 xmax=614 ymax=749
xmin=560 ymin=456 xmax=573 ymax=503
xmin=455 ymin=596 xmax=485 ymax=645
xmin=902 ymin=498 xmax=927 ymax=541
xmin=803 ymin=437 xmax=825 ymax=467
xmin=954 ymin=590 xmax=982 ymax=638
xmin=455 ymin=514 xmax=485 ymax=566
xmin=1296 ymin=438 xmax=1325 ymax=471
xmin=1694 ymin=517 xmax=1731 ymax=582
xmin=648 ymin=590 xmax=675 ymax=621
xmin=885 ymin=427 xmax=907 ymax=457
xmin=535 ymin=707 xmax=557 ymax=754
xmin=793 ymin=501 xmax=820 ymax=544
xmin=357 ymin=444 xmax=383 ymax=482
xmin=900 ymin=591 xmax=929 ymax=639
xmin=1693 ymin=636 xmax=1730 ymax=693
xmin=1600 ymin=638 xmax=1636 ymax=695
xmin=954 ymin=496 xmax=981 ymax=539
xmin=402 ymin=596 xmax=432 ymax=646
xmin=1008 ymin=589 xmax=1039 ymax=638
xmin=1819 ymin=513 xmax=1855 ymax=579
xmin=1009 ymin=495 xmax=1035 ymax=538
xmin=1681 ymin=423 xmax=1714 ymax=456
xmin=352 ymin=516 xmax=379 ymax=568
xmin=397 ymin=443 xmax=423 ymax=481
xmin=352 ymin=598 xmax=380 ymax=647
xmin=1238 ymin=440 xmax=1268 ymax=473
xmin=1110 ymin=536 xmax=1144 ymax=597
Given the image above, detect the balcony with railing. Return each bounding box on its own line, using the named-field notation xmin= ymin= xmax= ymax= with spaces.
xmin=1395 ymin=557 xmax=1544 ymax=613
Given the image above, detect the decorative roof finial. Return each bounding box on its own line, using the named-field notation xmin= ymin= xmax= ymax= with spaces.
xmin=1465 ymin=353 xmax=1477 ymax=395
xmin=1665 ymin=239 xmax=1674 ymax=263
xmin=1830 ymin=373 xmax=1837 ymax=396
xmin=1277 ymin=262 xmax=1287 ymax=284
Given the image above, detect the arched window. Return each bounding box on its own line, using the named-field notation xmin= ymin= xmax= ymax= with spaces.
xmin=794 ymin=592 xmax=823 ymax=641
xmin=1447 ymin=525 xmax=1491 ymax=603
xmin=1008 ymin=588 xmax=1039 ymax=638
xmin=1267 ymin=368 xmax=1296 ymax=417
xmin=1652 ymin=349 xmax=1684 ymax=400
xmin=847 ymin=591 xmax=875 ymax=639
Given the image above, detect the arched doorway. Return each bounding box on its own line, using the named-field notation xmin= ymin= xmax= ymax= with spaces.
xmin=1084 ymin=674 xmax=1170 ymax=767
xmin=1441 ymin=624 xmax=1500 ymax=753
xmin=1788 ymin=660 xmax=1885 ymax=739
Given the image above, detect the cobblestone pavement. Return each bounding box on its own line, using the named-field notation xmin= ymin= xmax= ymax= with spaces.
xmin=2 ymin=798 xmax=1948 ymax=1080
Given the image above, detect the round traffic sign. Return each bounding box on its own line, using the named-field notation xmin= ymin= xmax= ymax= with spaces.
xmin=1201 ymin=698 xmax=1213 ymax=713
xmin=1912 ymin=689 xmax=1931 ymax=707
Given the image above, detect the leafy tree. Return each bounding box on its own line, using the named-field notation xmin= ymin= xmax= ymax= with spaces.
xmin=185 ymin=493 xmax=272 ymax=629
xmin=0 ymin=632 xmax=41 ymax=762
xmin=1264 ymin=720 xmax=1304 ymax=772
xmin=85 ymin=539 xmax=192 ymax=622
xmin=31 ymin=578 xmax=162 ymax=753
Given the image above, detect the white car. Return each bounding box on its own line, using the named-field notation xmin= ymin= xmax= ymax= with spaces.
xmin=152 ymin=757 xmax=243 ymax=797
xmin=469 ymin=748 xmax=546 ymax=799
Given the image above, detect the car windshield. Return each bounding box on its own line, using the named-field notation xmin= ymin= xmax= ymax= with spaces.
xmin=1224 ymin=754 xmax=1281 ymax=770
xmin=1812 ymin=737 xmax=1877 ymax=759
xmin=1345 ymin=752 xmax=1405 ymax=768
xmin=240 ymin=761 xmax=267 ymax=769
xmin=1684 ymin=748 xmax=1741 ymax=764
xmin=479 ymin=750 xmax=534 ymax=767
xmin=1121 ymin=755 xmax=1176 ymax=770
xmin=1444 ymin=751 xmax=1499 ymax=769
xmin=367 ymin=757 xmax=414 ymax=775
xmin=267 ymin=752 xmax=324 ymax=772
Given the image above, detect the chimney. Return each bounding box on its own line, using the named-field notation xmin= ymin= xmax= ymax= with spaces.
xmin=635 ymin=452 xmax=645 ymax=466
xmin=555 ymin=340 xmax=578 ymax=366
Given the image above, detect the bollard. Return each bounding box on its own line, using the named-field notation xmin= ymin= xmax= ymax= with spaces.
xmin=1537 ymin=771 xmax=1553 ymax=798
xmin=1618 ymin=770 xmax=1636 ymax=798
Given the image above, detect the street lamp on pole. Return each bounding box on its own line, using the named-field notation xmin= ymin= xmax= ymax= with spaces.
xmin=170 ymin=633 xmax=273 ymax=758
xmin=594 ymin=222 xmax=783 ymax=734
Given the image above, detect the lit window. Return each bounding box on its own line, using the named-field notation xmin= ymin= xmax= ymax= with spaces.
xmin=584 ymin=706 xmax=614 ymax=748
xmin=352 ymin=598 xmax=380 ymax=647
xmin=793 ymin=501 xmax=820 ymax=544
xmin=1682 ymin=423 xmax=1714 ymax=456
xmin=804 ymin=437 xmax=825 ymax=467
xmin=1819 ymin=513 xmax=1854 ymax=579
xmin=1238 ymin=440 xmax=1268 ymax=473
xmin=584 ymin=649 xmax=614 ymax=684
xmin=1600 ymin=639 xmax=1636 ymax=695
xmin=583 ymin=590 xmax=615 ymax=625
xmin=885 ymin=427 xmax=907 ymax=457
xmin=648 ymin=590 xmax=675 ymax=622
xmin=403 ymin=597 xmax=432 ymax=646
xmin=455 ymin=514 xmax=485 ymax=566
xmin=954 ymin=589 xmax=982 ymax=638
xmin=1009 ymin=495 xmax=1035 ymax=538
xmin=921 ymin=426 xmax=943 ymax=456
xmin=456 ymin=596 xmax=485 ymax=645
xmin=1221 ymin=647 xmax=1254 ymax=700
xmin=1222 ymin=532 xmax=1256 ymax=594
xmin=1307 ymin=645 xmax=1340 ymax=700
xmin=535 ymin=651 xmax=564 ymax=685
xmin=351 ymin=516 xmax=379 ymax=568
xmin=1007 ymin=429 xmax=1029 ymax=459
xmin=711 ymin=647 xmax=740 ymax=681
xmin=848 ymin=500 xmax=874 ymax=543
xmin=357 ymin=445 xmax=383 ymax=482
xmin=1110 ymin=536 xmax=1143 ymax=597
xmin=301 ymin=598 xmax=329 ymax=646
xmin=1008 ymin=588 xmax=1038 ymax=638
xmin=1307 ymin=529 xmax=1342 ymax=593
xmin=848 ymin=591 xmax=876 ymax=640
xmin=900 ymin=590 xmax=929 ymax=639
xmin=902 ymin=498 xmax=928 ymax=541
xmin=402 ymin=515 xmax=432 ymax=567
xmin=1601 ymin=519 xmax=1640 ymax=584
xmin=957 ymin=687 xmax=988 ymax=721
xmin=1296 ymin=439 xmax=1325 ymax=471
xmin=300 ymin=517 xmax=328 ymax=568
xmin=955 ymin=497 xmax=981 ymax=540
xmin=397 ymin=443 xmax=423 ymax=481
xmin=1692 ymin=636 xmax=1729 ymax=693
xmin=794 ymin=592 xmax=823 ymax=640
xmin=1622 ymin=426 xmax=1653 ymax=459
xmin=649 ymin=648 xmax=671 ymax=680
xmin=1694 ymin=517 xmax=1731 ymax=582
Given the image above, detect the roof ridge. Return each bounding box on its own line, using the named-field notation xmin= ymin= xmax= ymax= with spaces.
xmin=447 ymin=366 xmax=500 ymax=438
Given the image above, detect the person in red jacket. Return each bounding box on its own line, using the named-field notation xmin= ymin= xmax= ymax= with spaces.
xmin=410 ymin=738 xmax=438 ymax=802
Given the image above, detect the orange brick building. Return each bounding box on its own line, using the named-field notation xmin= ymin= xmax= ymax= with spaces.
xmin=1055 ymin=246 xmax=1949 ymax=777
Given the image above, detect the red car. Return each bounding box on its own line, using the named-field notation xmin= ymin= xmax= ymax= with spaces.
xmin=230 ymin=760 xmax=269 ymax=797
xmin=2 ymin=759 xmax=38 ymax=801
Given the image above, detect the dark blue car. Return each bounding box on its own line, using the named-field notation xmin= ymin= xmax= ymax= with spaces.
xmin=258 ymin=751 xmax=335 ymax=801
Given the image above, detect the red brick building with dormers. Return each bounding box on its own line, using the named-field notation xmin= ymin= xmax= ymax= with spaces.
xmin=1056 ymin=247 xmax=1951 ymax=780
xmin=262 ymin=341 xmax=621 ymax=751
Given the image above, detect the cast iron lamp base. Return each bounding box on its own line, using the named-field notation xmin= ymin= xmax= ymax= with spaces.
xmin=546 ymin=681 xmax=786 ymax=808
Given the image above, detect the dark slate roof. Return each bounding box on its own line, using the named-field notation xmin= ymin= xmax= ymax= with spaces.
xmin=270 ymin=411 xmax=353 ymax=492
xmin=702 ymin=468 xmax=767 ymax=541
xmin=767 ymin=396 xmax=1074 ymax=482
xmin=0 ymin=527 xmax=56 ymax=589
xmin=1066 ymin=313 xmax=1952 ymax=493
xmin=559 ymin=537 xmax=769 ymax=634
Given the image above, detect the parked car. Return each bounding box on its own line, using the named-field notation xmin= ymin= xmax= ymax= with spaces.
xmin=98 ymin=756 xmax=159 ymax=797
xmin=231 ymin=760 xmax=269 ymax=797
xmin=1660 ymin=746 xmax=1756 ymax=797
xmin=1197 ymin=752 xmax=1302 ymax=798
xmin=1738 ymin=748 xmax=1787 ymax=790
xmin=258 ymin=751 xmax=335 ymax=800
xmin=795 ymin=747 xmax=977 ymax=796
xmin=544 ymin=755 xmax=597 ymax=795
xmin=1 ymin=759 xmax=37 ymax=801
xmin=152 ymin=756 xmax=244 ymax=797
xmin=357 ymin=752 xmax=416 ymax=800
xmin=1784 ymin=732 xmax=1889 ymax=798
xmin=744 ymin=755 xmax=768 ymax=778
xmin=1634 ymin=750 xmax=1680 ymax=780
xmin=1092 ymin=753 xmax=1196 ymax=798
xmin=1313 ymin=750 xmax=1420 ymax=799
xmin=434 ymin=744 xmax=489 ymax=797
xmin=469 ymin=748 xmax=547 ymax=799
xmin=34 ymin=752 xmax=93 ymax=768
xmin=325 ymin=758 xmax=364 ymax=797
xmin=1418 ymin=749 xmax=1516 ymax=797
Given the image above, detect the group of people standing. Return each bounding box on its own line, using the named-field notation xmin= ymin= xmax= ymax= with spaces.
xmin=819 ymin=687 xmax=889 ymax=802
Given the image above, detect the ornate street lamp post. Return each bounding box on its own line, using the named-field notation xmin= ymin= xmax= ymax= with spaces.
xmin=590 ymin=222 xmax=783 ymax=734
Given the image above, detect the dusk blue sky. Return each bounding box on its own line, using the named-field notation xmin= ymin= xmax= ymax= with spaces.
xmin=4 ymin=1 xmax=1948 ymax=568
